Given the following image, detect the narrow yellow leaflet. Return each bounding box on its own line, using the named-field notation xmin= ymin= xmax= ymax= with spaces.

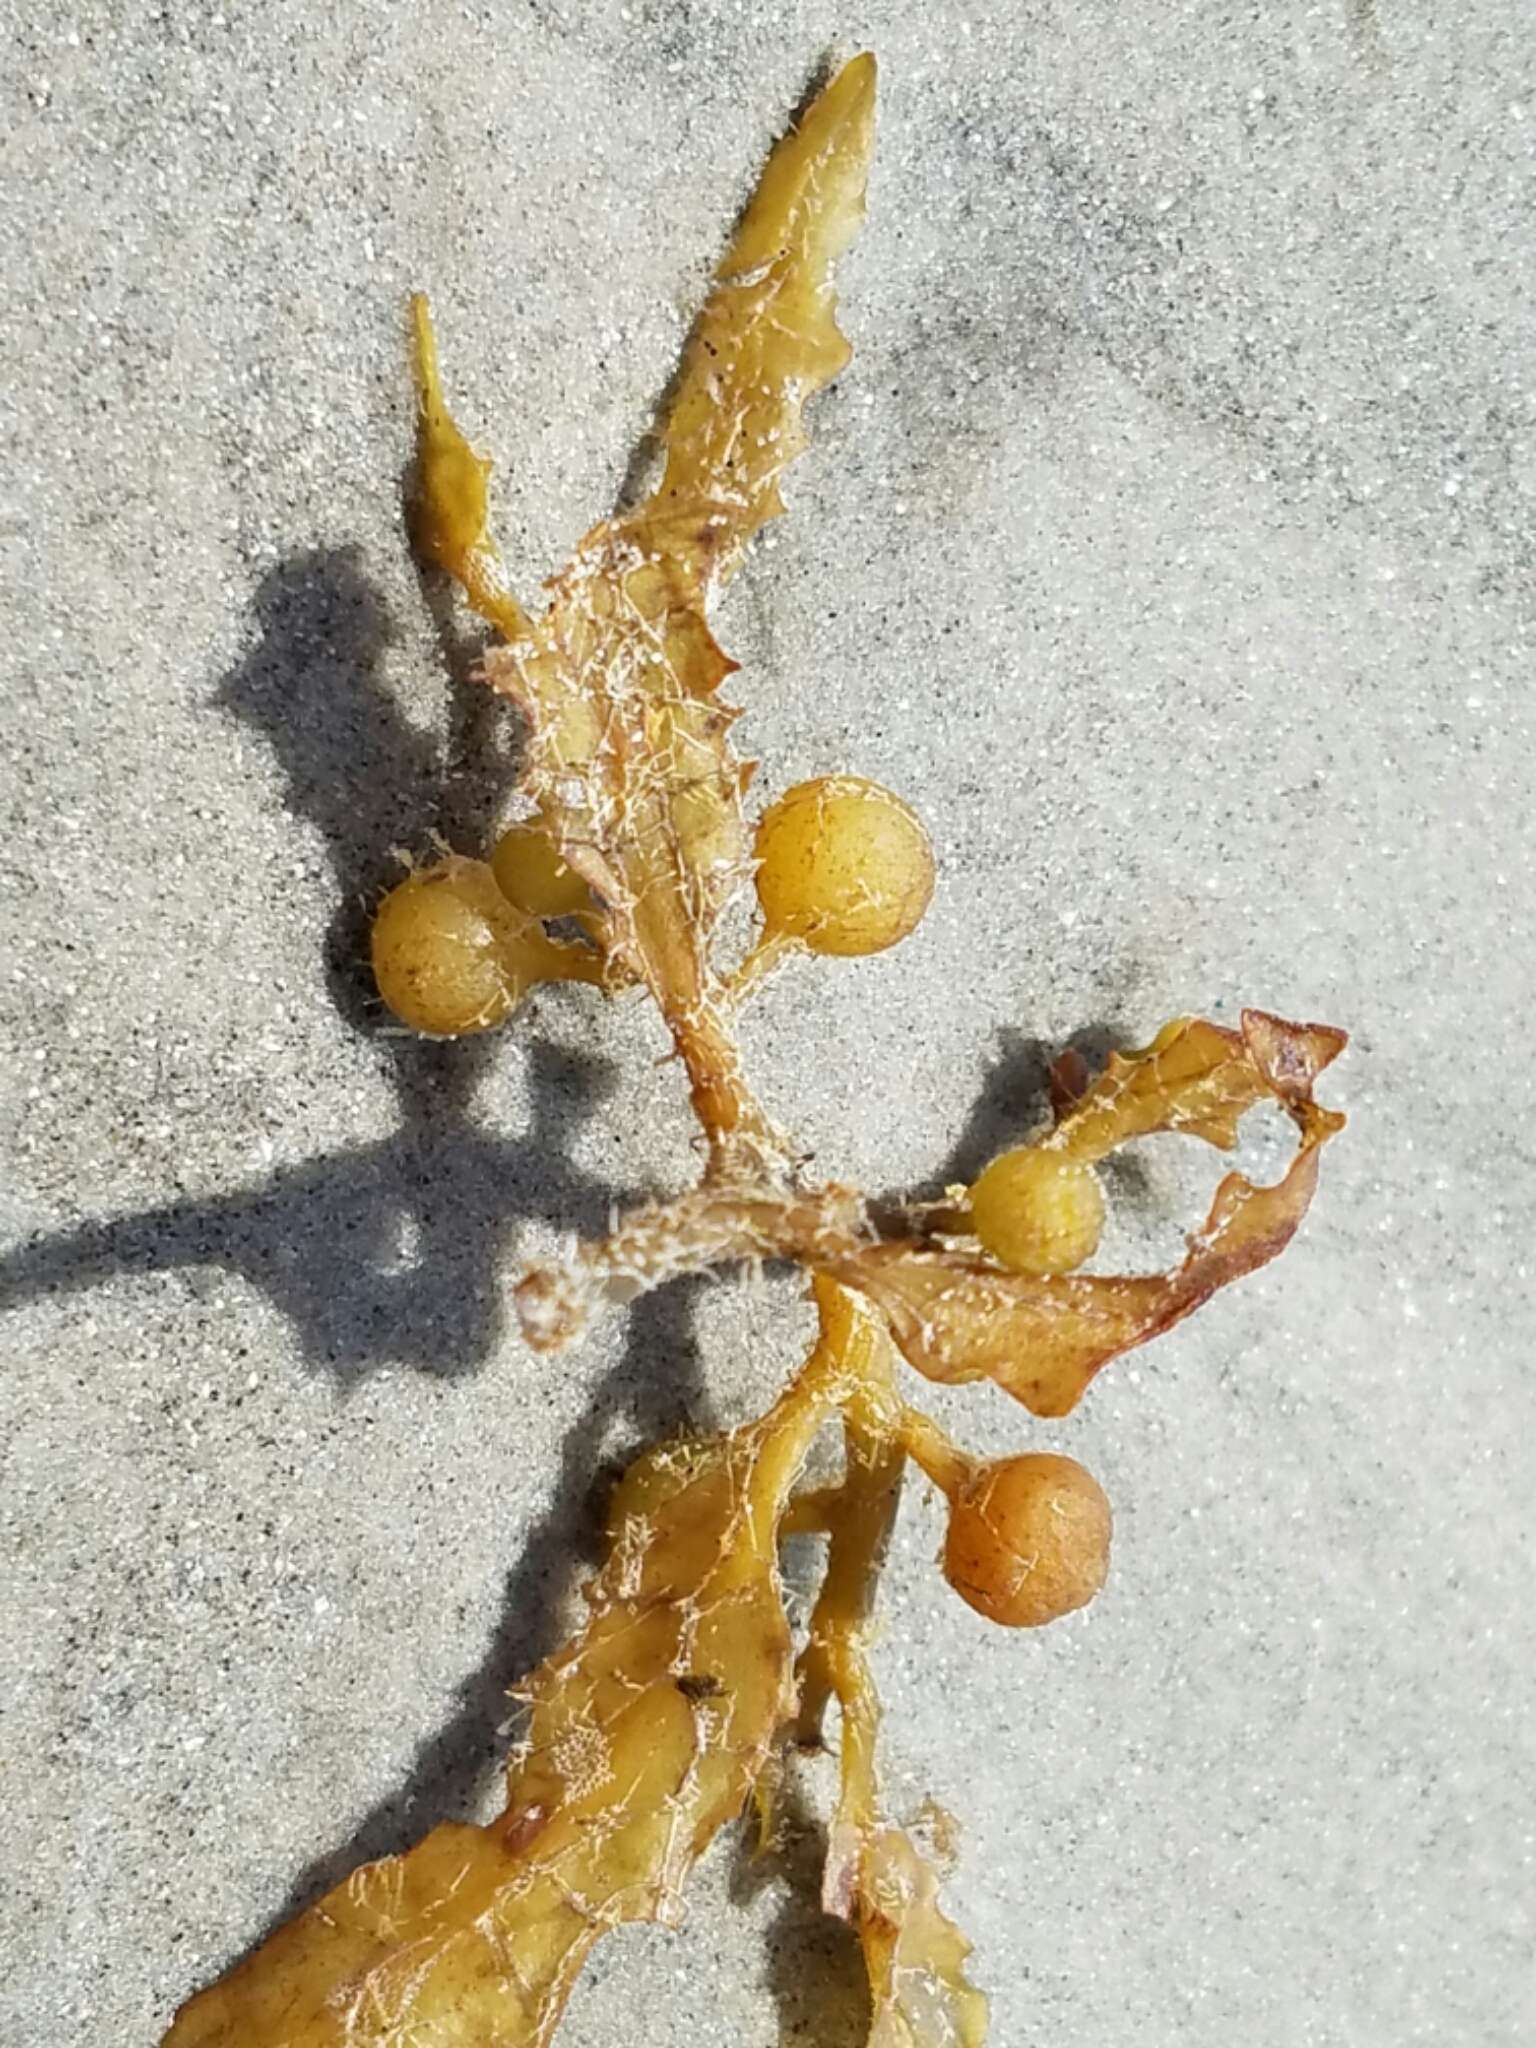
xmin=794 ymin=1288 xmax=989 ymax=2046
xmin=635 ymin=50 xmax=879 ymax=577
xmin=409 ymin=293 xmax=533 ymax=642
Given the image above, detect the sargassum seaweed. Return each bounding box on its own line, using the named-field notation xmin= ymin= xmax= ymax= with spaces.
xmin=161 ymin=53 xmax=1344 ymax=2048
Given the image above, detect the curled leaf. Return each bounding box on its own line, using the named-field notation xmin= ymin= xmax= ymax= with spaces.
xmin=1049 ymin=1010 xmax=1345 ymax=1159
xmin=838 ymin=1011 xmax=1345 ymax=1417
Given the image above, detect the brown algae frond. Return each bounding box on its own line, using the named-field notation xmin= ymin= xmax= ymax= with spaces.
xmin=163 ymin=55 xmax=1344 ymax=2048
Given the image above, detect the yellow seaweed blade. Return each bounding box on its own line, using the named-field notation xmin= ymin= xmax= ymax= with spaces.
xmin=1047 ymin=1013 xmax=1345 ymax=1161
xmin=160 ymin=1820 xmax=575 ymax=2047
xmin=858 ymin=1826 xmax=990 ymax=2048
xmin=161 ymin=1401 xmax=827 ymax=2048
xmin=637 ymin=52 xmax=878 ymax=578
xmin=487 ymin=550 xmax=762 ymax=1142
xmin=409 ymin=292 xmax=533 ymax=642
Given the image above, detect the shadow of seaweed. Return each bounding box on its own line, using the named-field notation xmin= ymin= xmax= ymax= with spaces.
xmin=0 ymin=1043 xmax=616 ymax=1380
xmin=217 ymin=542 xmax=518 ymax=1052
xmin=729 ymin=1764 xmax=872 ymax=2048
xmin=5 ymin=437 xmax=1178 ymax=2035
xmin=0 ymin=549 xmax=619 ymax=1380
